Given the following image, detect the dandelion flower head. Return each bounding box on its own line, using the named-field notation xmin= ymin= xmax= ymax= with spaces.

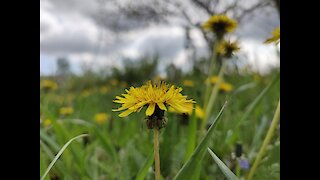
xmin=202 ymin=14 xmax=237 ymax=38
xmin=264 ymin=27 xmax=280 ymax=45
xmin=113 ymin=81 xmax=195 ymax=117
xmin=216 ymin=40 xmax=240 ymax=58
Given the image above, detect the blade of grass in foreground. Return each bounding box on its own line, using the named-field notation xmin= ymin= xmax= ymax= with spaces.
xmin=173 ymin=102 xmax=227 ymax=180
xmin=40 ymin=134 xmax=89 ymax=180
xmin=136 ymin=148 xmax=155 ymax=180
xmin=183 ymin=110 xmax=197 ymax=162
xmin=207 ymin=148 xmax=238 ymax=180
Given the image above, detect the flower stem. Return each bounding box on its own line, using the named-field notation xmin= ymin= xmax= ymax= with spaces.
xmin=201 ymin=62 xmax=226 ymax=132
xmin=153 ymin=129 xmax=161 ymax=180
xmin=247 ymin=100 xmax=280 ymax=180
xmin=204 ymin=40 xmax=220 ymax=110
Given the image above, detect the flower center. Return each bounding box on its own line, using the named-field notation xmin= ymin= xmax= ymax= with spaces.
xmin=146 ymin=105 xmax=166 ymax=130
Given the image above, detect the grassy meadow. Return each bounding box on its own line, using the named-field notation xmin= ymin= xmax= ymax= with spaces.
xmin=40 ymin=59 xmax=280 ymax=179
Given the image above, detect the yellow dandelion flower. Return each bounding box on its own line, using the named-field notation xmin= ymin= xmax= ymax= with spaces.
xmin=195 ymin=105 xmax=205 ymax=119
xmin=40 ymin=80 xmax=58 ymax=91
xmin=205 ymin=76 xmax=220 ymax=85
xmin=43 ymin=119 xmax=52 ymax=128
xmin=216 ymin=40 xmax=240 ymax=58
xmin=59 ymin=107 xmax=74 ymax=116
xmin=169 ymin=105 xmax=204 ymax=119
xmin=100 ymin=86 xmax=109 ymax=94
xmin=113 ymin=81 xmax=195 ymax=117
xmin=264 ymin=27 xmax=280 ymax=45
xmin=95 ymin=113 xmax=109 ymax=124
xmin=182 ymin=80 xmax=194 ymax=87
xmin=219 ymin=82 xmax=234 ymax=92
xmin=202 ymin=14 xmax=237 ymax=38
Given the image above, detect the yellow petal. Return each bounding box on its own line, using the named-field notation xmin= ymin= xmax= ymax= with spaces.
xmin=146 ymin=103 xmax=155 ymax=116
xmin=119 ymin=109 xmax=134 ymax=117
xmin=157 ymin=102 xmax=167 ymax=111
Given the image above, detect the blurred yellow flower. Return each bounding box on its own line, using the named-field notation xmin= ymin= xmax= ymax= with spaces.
xmin=206 ymin=76 xmax=220 ymax=85
xmin=195 ymin=105 xmax=205 ymax=119
xmin=81 ymin=89 xmax=91 ymax=97
xmin=202 ymin=14 xmax=237 ymax=37
xmin=153 ymin=75 xmax=166 ymax=82
xmin=43 ymin=119 xmax=52 ymax=128
xmin=219 ymin=82 xmax=234 ymax=92
xmin=40 ymin=80 xmax=58 ymax=91
xmin=95 ymin=113 xmax=109 ymax=124
xmin=113 ymin=81 xmax=195 ymax=117
xmin=216 ymin=40 xmax=240 ymax=58
xmin=169 ymin=105 xmax=204 ymax=119
xmin=264 ymin=27 xmax=280 ymax=45
xmin=99 ymin=86 xmax=109 ymax=94
xmin=59 ymin=107 xmax=74 ymax=116
xmin=183 ymin=80 xmax=194 ymax=87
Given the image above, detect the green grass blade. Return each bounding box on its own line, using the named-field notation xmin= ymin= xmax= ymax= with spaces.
xmin=40 ymin=140 xmax=69 ymax=176
xmin=135 ymin=148 xmax=155 ymax=180
xmin=173 ymin=102 xmax=227 ymax=180
xmin=40 ymin=134 xmax=89 ymax=180
xmin=207 ymin=148 xmax=238 ymax=180
xmin=40 ymin=129 xmax=60 ymax=152
xmin=183 ymin=111 xmax=197 ymax=162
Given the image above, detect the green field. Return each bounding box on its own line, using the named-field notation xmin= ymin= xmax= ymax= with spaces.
xmin=40 ymin=60 xmax=280 ymax=179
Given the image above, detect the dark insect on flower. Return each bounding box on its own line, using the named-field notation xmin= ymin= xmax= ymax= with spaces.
xmin=235 ymin=143 xmax=243 ymax=158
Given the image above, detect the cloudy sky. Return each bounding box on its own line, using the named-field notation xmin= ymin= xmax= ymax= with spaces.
xmin=40 ymin=0 xmax=280 ymax=76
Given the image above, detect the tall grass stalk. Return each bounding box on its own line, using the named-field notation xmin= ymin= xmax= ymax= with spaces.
xmin=204 ymin=39 xmax=222 ymax=110
xmin=247 ymin=100 xmax=280 ymax=180
xmin=201 ymin=62 xmax=226 ymax=132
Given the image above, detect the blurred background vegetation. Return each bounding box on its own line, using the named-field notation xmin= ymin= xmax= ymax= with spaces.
xmin=40 ymin=0 xmax=279 ymax=179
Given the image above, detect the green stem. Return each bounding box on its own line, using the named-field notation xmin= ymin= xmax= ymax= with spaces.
xmin=201 ymin=62 xmax=226 ymax=132
xmin=204 ymin=39 xmax=221 ymax=110
xmin=153 ymin=129 xmax=161 ymax=180
xmin=247 ymin=100 xmax=280 ymax=180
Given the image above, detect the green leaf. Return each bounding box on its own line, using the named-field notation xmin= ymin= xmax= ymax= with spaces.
xmin=207 ymin=148 xmax=239 ymax=180
xmin=40 ymin=140 xmax=69 ymax=176
xmin=183 ymin=110 xmax=197 ymax=162
xmin=40 ymin=129 xmax=60 ymax=152
xmin=173 ymin=102 xmax=227 ymax=180
xmin=135 ymin=148 xmax=154 ymax=180
xmin=40 ymin=134 xmax=89 ymax=180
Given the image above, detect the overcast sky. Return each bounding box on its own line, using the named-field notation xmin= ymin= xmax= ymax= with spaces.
xmin=40 ymin=0 xmax=280 ymax=76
